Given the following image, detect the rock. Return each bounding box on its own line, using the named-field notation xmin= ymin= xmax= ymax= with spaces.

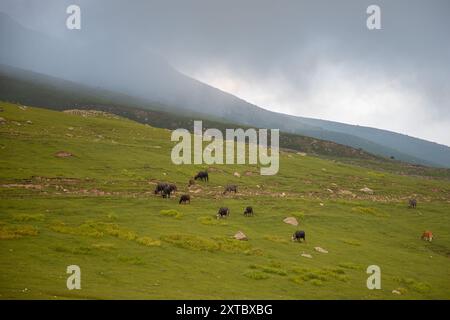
xmin=360 ymin=187 xmax=374 ymax=194
xmin=297 ymin=152 xmax=307 ymax=156
xmin=319 ymin=203 xmax=324 ymax=206
xmin=283 ymin=217 xmax=298 ymax=226
xmin=0 ymin=117 xmax=5 ymax=123
xmin=392 ymin=290 xmax=401 ymax=295
xmin=19 ymin=105 xmax=28 ymax=110
xmin=301 ymin=253 xmax=312 ymax=259
xmin=281 ymin=192 xmax=286 ymax=197
xmin=233 ymin=172 xmax=241 ymax=178
xmin=326 ymin=188 xmax=334 ymax=193
xmin=234 ymin=231 xmax=248 ymax=241
xmin=314 ymin=247 xmax=328 ymax=254
xmin=26 ymin=120 xmax=33 ymax=124
xmin=339 ymin=190 xmax=354 ymax=196
xmin=54 ymin=151 xmax=74 ymax=158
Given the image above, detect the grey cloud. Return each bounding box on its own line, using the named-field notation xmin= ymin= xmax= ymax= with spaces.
xmin=0 ymin=0 xmax=449 ymax=144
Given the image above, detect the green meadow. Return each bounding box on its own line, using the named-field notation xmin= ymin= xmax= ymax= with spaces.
xmin=0 ymin=102 xmax=449 ymax=299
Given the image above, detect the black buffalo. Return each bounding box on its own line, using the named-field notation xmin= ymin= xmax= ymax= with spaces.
xmin=179 ymin=194 xmax=191 ymax=204
xmin=244 ymin=206 xmax=254 ymax=216
xmin=409 ymin=198 xmax=417 ymax=208
xmin=292 ymin=230 xmax=306 ymax=242
xmin=154 ymin=182 xmax=168 ymax=194
xmin=194 ymin=171 xmax=209 ymax=182
xmin=161 ymin=185 xmax=172 ymax=198
xmin=217 ymin=207 xmax=230 ymax=219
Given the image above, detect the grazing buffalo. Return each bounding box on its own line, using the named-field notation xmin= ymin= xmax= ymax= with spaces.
xmin=243 ymin=206 xmax=254 ymax=217
xmin=179 ymin=194 xmax=191 ymax=204
xmin=223 ymin=184 xmax=238 ymax=194
xmin=409 ymin=199 xmax=417 ymax=209
xmin=217 ymin=207 xmax=230 ymax=219
xmin=292 ymin=230 xmax=306 ymax=242
xmin=168 ymin=183 xmax=177 ymax=193
xmin=421 ymin=231 xmax=433 ymax=242
xmin=161 ymin=185 xmax=172 ymax=198
xmin=154 ymin=182 xmax=168 ymax=194
xmin=194 ymin=171 xmax=209 ymax=182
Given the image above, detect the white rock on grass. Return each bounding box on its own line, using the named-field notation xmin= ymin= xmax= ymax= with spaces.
xmin=234 ymin=231 xmax=247 ymax=241
xmin=314 ymin=247 xmax=328 ymax=254
xmin=283 ymin=217 xmax=298 ymax=226
xmin=360 ymin=187 xmax=374 ymax=194
xmin=301 ymin=253 xmax=312 ymax=259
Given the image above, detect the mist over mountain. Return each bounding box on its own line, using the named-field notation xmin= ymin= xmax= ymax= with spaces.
xmin=1 ymin=12 xmax=449 ymax=168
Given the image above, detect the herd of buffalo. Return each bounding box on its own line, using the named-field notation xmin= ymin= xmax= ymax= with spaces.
xmin=154 ymin=170 xmax=427 ymax=243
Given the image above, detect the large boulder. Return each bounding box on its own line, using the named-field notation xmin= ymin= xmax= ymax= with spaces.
xmin=283 ymin=217 xmax=298 ymax=226
xmin=360 ymin=187 xmax=374 ymax=194
xmin=234 ymin=231 xmax=248 ymax=241
xmin=314 ymin=247 xmax=328 ymax=254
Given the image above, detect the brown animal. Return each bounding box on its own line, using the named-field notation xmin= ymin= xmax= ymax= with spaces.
xmin=223 ymin=184 xmax=238 ymax=194
xmin=188 ymin=179 xmax=195 ymax=187
xmin=421 ymin=231 xmax=433 ymax=242
xmin=179 ymin=194 xmax=191 ymax=204
xmin=408 ymin=199 xmax=417 ymax=208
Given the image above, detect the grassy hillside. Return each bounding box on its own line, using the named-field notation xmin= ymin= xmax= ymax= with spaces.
xmin=0 ymin=102 xmax=449 ymax=299
xmin=2 ymin=65 xmax=449 ymax=180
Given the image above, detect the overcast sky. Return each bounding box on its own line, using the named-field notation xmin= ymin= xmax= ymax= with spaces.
xmin=1 ymin=0 xmax=449 ymax=145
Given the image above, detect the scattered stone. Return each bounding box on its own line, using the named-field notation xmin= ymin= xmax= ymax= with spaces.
xmin=234 ymin=231 xmax=248 ymax=241
xmin=314 ymin=247 xmax=328 ymax=254
xmin=256 ymin=185 xmax=261 ymax=189
xmin=392 ymin=290 xmax=401 ymax=295
xmin=297 ymin=152 xmax=307 ymax=156
xmin=283 ymin=217 xmax=299 ymax=226
xmin=54 ymin=151 xmax=74 ymax=158
xmin=26 ymin=120 xmax=33 ymax=124
xmin=0 ymin=117 xmax=5 ymax=124
xmin=360 ymin=187 xmax=374 ymax=194
xmin=162 ymin=172 xmax=167 ymax=176
xmin=19 ymin=105 xmax=28 ymax=110
xmin=339 ymin=190 xmax=354 ymax=196
xmin=301 ymin=252 xmax=312 ymax=259
xmin=319 ymin=203 xmax=324 ymax=206
xmin=281 ymin=192 xmax=286 ymax=197
xmin=63 ymin=109 xmax=119 ymax=119
xmin=233 ymin=172 xmax=241 ymax=178
xmin=326 ymin=188 xmax=334 ymax=193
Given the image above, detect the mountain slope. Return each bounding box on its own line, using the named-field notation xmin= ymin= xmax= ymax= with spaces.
xmin=3 ymin=64 xmax=450 ymax=179
xmin=1 ymin=12 xmax=449 ymax=167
